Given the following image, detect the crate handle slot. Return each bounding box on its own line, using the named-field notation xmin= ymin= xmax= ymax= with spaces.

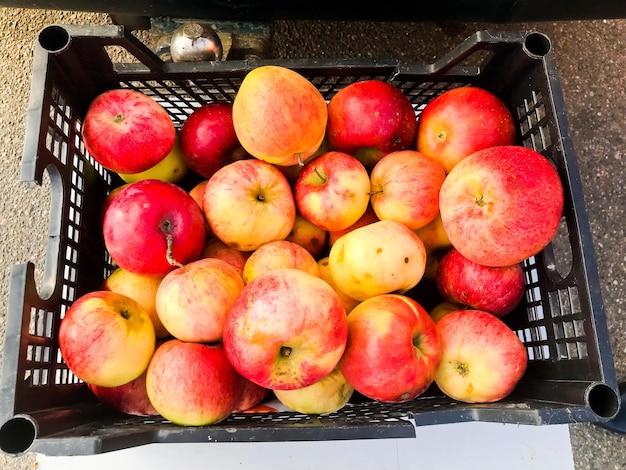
xmin=0 ymin=414 xmax=36 ymax=455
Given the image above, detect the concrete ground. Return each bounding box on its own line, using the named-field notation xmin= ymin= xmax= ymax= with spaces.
xmin=0 ymin=7 xmax=624 ymax=470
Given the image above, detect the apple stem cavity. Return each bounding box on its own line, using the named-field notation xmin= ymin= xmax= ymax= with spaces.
xmin=120 ymin=309 xmax=131 ymax=320
xmin=113 ymin=113 xmax=125 ymax=124
xmin=313 ymin=166 xmax=327 ymax=184
xmin=166 ymin=234 xmax=186 ymax=270
xmin=279 ymin=346 xmax=292 ymax=358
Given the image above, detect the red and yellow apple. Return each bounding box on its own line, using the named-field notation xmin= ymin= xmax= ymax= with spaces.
xmin=156 ymin=257 xmax=244 ymax=343
xmin=339 ymin=294 xmax=441 ymax=403
xmin=203 ymin=159 xmax=296 ymax=251
xmin=199 ymin=237 xmax=250 ymax=278
xmin=146 ymin=339 xmax=244 ymax=426
xmin=102 ymin=179 xmax=207 ymax=276
xmin=328 ymin=220 xmax=427 ymax=301
xmin=223 ymin=268 xmax=348 ymax=390
xmin=439 ymin=145 xmax=564 ymax=267
xmin=370 ymin=150 xmax=446 ymax=230
xmin=416 ymin=86 xmax=516 ymax=173
xmin=233 ymin=379 xmax=272 ymax=413
xmin=434 ymin=309 xmax=528 ymax=403
xmin=294 ymin=151 xmax=371 ymax=232
xmin=436 ymin=248 xmax=525 ymax=317
xmin=88 ymin=368 xmax=159 ymax=417
xmin=58 ymin=291 xmax=156 ymax=387
xmin=233 ymin=65 xmax=327 ymax=166
xmin=326 ymin=79 xmax=417 ymax=169
xmin=82 ymin=88 xmax=176 ymax=174
xmin=242 ymin=240 xmax=321 ymax=284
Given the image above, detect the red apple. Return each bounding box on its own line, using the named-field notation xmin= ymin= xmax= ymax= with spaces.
xmin=199 ymin=238 xmax=251 ymax=278
xmin=88 ymin=369 xmax=159 ymax=417
xmin=294 ymin=151 xmax=371 ymax=232
xmin=179 ymin=102 xmax=246 ymax=179
xmin=103 ymin=179 xmax=207 ymax=276
xmin=146 ymin=339 xmax=245 ymax=426
xmin=223 ymin=268 xmax=348 ymax=390
xmin=156 ymin=257 xmax=244 ymax=343
xmin=439 ymin=145 xmax=564 ymax=267
xmin=203 ymin=159 xmax=296 ymax=252
xmin=58 ymin=291 xmax=156 ymax=387
xmin=233 ymin=379 xmax=272 ymax=413
xmin=326 ymin=80 xmax=417 ymax=169
xmin=82 ymin=88 xmax=176 ymax=174
xmin=370 ymin=150 xmax=446 ymax=230
xmin=416 ymin=86 xmax=516 ymax=173
xmin=339 ymin=294 xmax=441 ymax=403
xmin=99 ymin=184 xmax=129 ymax=229
xmin=242 ymin=240 xmax=321 ymax=285
xmin=284 ymin=212 xmax=329 ymax=259
xmin=118 ymin=132 xmax=188 ymax=184
xmin=434 ymin=309 xmax=528 ymax=403
xmin=436 ymin=248 xmax=525 ymax=317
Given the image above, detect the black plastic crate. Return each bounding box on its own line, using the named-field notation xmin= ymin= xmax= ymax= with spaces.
xmin=0 ymin=25 xmax=620 ymax=456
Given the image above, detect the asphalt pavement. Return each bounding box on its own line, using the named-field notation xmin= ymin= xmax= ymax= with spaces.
xmin=0 ymin=8 xmax=624 ymax=470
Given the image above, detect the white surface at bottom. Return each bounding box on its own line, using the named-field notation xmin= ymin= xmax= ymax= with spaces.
xmin=37 ymin=422 xmax=574 ymax=470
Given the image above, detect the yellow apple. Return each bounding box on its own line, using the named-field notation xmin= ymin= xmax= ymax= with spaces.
xmin=273 ymin=366 xmax=354 ymax=414
xmin=317 ymin=257 xmax=360 ymax=314
xmin=102 ymin=267 xmax=169 ymax=338
xmin=429 ymin=300 xmax=465 ymax=323
xmin=328 ymin=220 xmax=427 ymax=301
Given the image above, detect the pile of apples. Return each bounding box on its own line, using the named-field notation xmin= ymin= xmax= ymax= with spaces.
xmin=58 ymin=65 xmax=565 ymax=426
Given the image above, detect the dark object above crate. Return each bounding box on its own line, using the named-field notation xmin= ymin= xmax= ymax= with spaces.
xmin=0 ymin=0 xmax=625 ymax=23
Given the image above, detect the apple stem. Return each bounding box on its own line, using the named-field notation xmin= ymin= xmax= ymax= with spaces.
xmin=297 ymin=153 xmax=305 ymax=167
xmin=313 ymin=166 xmax=327 ymax=184
xmin=368 ymin=189 xmax=383 ymax=196
xmin=166 ymin=234 xmax=186 ymax=271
